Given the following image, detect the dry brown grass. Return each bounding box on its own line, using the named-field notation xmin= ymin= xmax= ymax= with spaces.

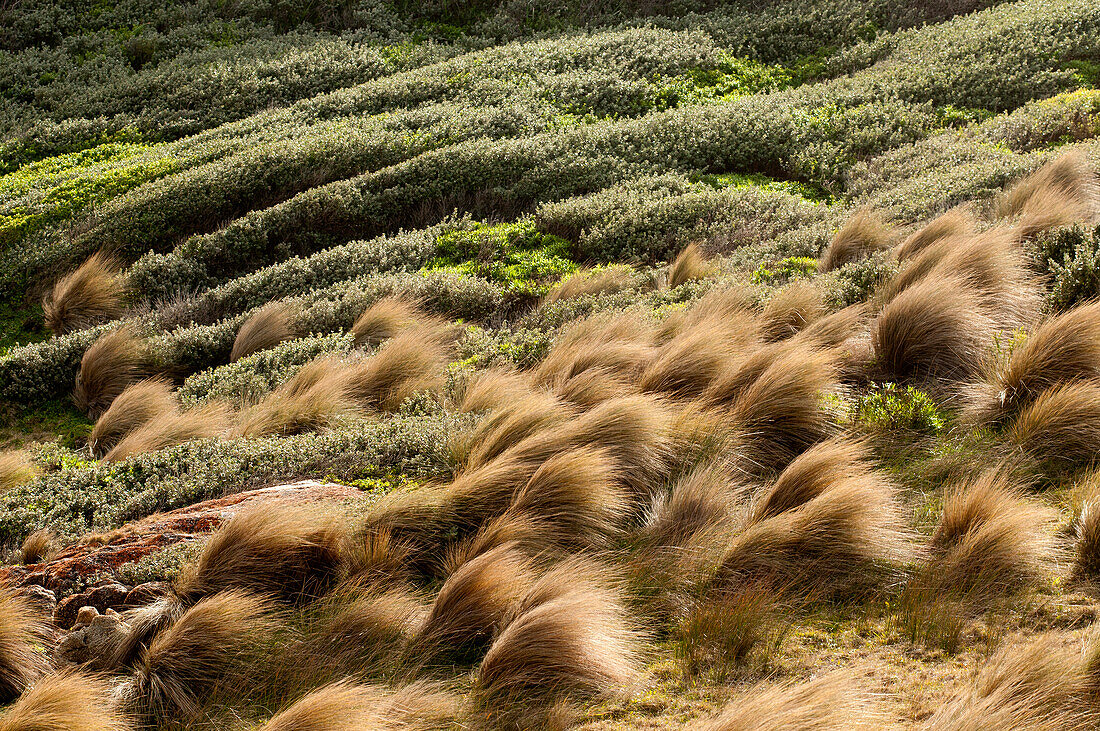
xmin=341 ymin=329 xmax=448 ymax=411
xmin=42 ymin=251 xmax=125 ymax=335
xmin=543 ymin=266 xmax=635 ymax=305
xmin=0 ymin=671 xmax=133 ymax=731
xmin=871 ymin=275 xmax=995 ymax=383
xmin=668 ymin=242 xmax=710 ymax=288
xmin=996 ymin=150 xmax=1099 ymax=221
xmin=130 ymin=590 xmax=279 ymax=721
xmin=259 ymin=680 xmax=457 ymax=731
xmin=637 ymin=461 xmax=740 ymax=557
xmin=89 ymin=378 xmax=177 ymax=457
xmin=749 ymin=438 xmax=874 ymax=523
xmin=174 ymin=503 xmax=344 ymax=605
xmin=108 ymin=596 xmax=187 ymax=669
xmin=657 ymin=286 xmax=756 ymax=342
xmin=413 ymin=543 xmax=535 ymax=664
xmin=0 ymin=588 xmax=50 ymax=703
xmin=19 ymin=529 xmax=55 ymax=564
xmin=555 ymin=367 xmax=636 ymax=409
xmin=73 ymin=326 xmax=150 ymax=418
xmin=673 ymin=585 xmax=786 ymax=681
xmin=818 ymin=208 xmax=894 ymax=272
xmin=985 ymin=301 xmax=1100 ymax=419
xmin=692 ymin=672 xmax=890 ymax=730
xmin=351 ymin=296 xmax=426 ymax=348
xmin=534 ymin=312 xmax=655 ymax=389
xmin=794 ymin=303 xmax=867 ymax=349
xmin=0 ymin=451 xmax=38 ymax=493
xmin=759 ymin=281 xmax=826 ymax=341
xmin=640 ymin=318 xmax=756 ymax=399
xmin=231 ymin=302 xmax=298 ymax=362
xmin=235 ymin=362 xmax=358 ymax=438
xmin=302 ymin=587 xmax=425 ymax=677
xmin=1007 ymin=381 xmax=1100 ymax=472
xmin=897 ymin=205 xmax=977 ymax=260
xmin=926 ymin=633 xmax=1100 ymax=731
xmin=104 ymin=402 xmax=230 ymax=462
xmin=458 ymin=369 xmax=533 ymax=414
xmin=1073 ymin=472 xmax=1100 ymax=581
xmin=462 ymin=389 xmax=570 ymax=469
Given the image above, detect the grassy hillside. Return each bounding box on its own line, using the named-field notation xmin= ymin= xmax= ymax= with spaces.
xmin=2 ymin=0 xmax=1100 ymax=728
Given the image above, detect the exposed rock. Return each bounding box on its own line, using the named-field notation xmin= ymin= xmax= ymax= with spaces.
xmin=57 ymin=606 xmax=128 ymax=669
xmin=125 ymin=581 xmax=170 ymax=607
xmin=1 ymin=480 xmax=358 ymax=616
xmin=19 ymin=584 xmax=57 ymax=618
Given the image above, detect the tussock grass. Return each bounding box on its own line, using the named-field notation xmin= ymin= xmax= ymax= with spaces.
xmin=19 ymin=529 xmax=55 ymax=564
xmin=818 ymin=208 xmax=893 ymax=272
xmin=996 ymin=150 xmax=1099 ymax=222
xmin=544 ymin=266 xmax=634 ymax=305
xmin=0 ymin=451 xmax=38 ymax=493
xmin=109 ymin=596 xmax=187 ymax=669
xmin=555 ymin=366 xmax=636 ymax=408
xmin=750 ymin=438 xmax=874 ymax=523
xmin=0 ymin=671 xmax=133 ymax=731
xmin=668 ymin=242 xmax=710 ymax=288
xmin=637 ymin=461 xmax=740 ymax=556
xmin=535 ymin=313 xmax=655 ymax=389
xmin=174 ymin=503 xmax=344 ymax=604
xmin=235 ymin=362 xmax=358 ymax=438
xmin=640 ymin=318 xmax=756 ymax=399
xmin=897 ymin=205 xmax=977 ymax=260
xmin=0 ymin=588 xmax=49 ymax=702
xmin=42 ymin=251 xmax=125 ymax=336
xmin=674 ymin=586 xmax=786 ymax=681
xmin=927 ymin=633 xmax=1100 ymax=731
xmin=657 ymin=286 xmax=755 ymax=342
xmin=1073 ymin=472 xmax=1100 ymax=580
xmin=794 ymin=303 xmax=867 ymax=349
xmin=1007 ymin=381 xmax=1100 ymax=472
xmin=871 ymin=274 xmax=994 ymax=383
xmin=458 ymin=369 xmax=533 ymax=414
xmin=347 ymin=487 xmax=456 ymax=577
xmin=73 ymin=326 xmax=151 ymax=418
xmin=351 ymin=296 xmax=425 ymax=348
xmin=258 ymin=680 xmax=457 ymax=731
xmin=462 ymin=389 xmax=570 ymax=469
xmin=231 ymin=302 xmax=298 ymax=362
xmin=692 ymin=673 xmax=889 ymax=730
xmin=129 ymin=590 xmax=280 ymax=721
xmin=342 ymin=329 xmax=448 ymax=411
xmin=759 ymin=281 xmax=826 ymax=341
xmin=104 ymin=402 xmax=230 ymax=462
xmin=981 ymin=301 xmax=1100 ymax=421
xmin=90 ymin=378 xmax=177 ymax=457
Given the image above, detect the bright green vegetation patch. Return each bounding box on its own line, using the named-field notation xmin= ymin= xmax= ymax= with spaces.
xmin=0 ymin=142 xmax=177 ymax=248
xmin=751 ymin=256 xmax=819 ymax=285
xmin=697 ymin=172 xmax=832 ymax=204
xmin=1065 ymin=59 xmax=1100 ymax=88
xmin=854 ymin=384 xmax=946 ymax=435
xmin=0 ymin=301 xmax=48 ymax=356
xmin=426 ymin=220 xmax=576 ymax=296
xmin=654 ymin=54 xmax=794 ymax=108
xmin=0 ymin=399 xmax=92 ymax=450
xmin=0 ymin=127 xmax=146 ymax=176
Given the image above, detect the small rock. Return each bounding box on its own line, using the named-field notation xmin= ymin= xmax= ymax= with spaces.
xmin=125 ymin=582 xmax=170 ymax=608
xmin=20 ymin=585 xmax=57 ymax=617
xmin=57 ymin=609 xmax=127 ymax=670
xmin=55 ymin=594 xmax=87 ymax=630
xmin=87 ymin=583 xmax=129 ymax=608
xmin=75 ymin=605 xmax=99 ymax=627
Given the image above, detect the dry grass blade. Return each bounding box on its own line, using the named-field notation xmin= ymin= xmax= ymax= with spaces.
xmin=463 ymin=389 xmax=571 ymax=469
xmin=0 ymin=587 xmax=50 ymax=702
xmin=235 ymin=363 xmax=358 ymax=438
xmin=543 ymin=266 xmax=635 ymax=305
xmin=1073 ymin=472 xmax=1100 ymax=581
xmin=351 ymin=295 xmax=426 ymax=348
xmin=104 ymin=402 xmax=229 ymax=462
xmin=1007 ymin=381 xmax=1100 ymax=472
xmin=750 ymin=439 xmax=873 ymax=524
xmin=897 ymin=205 xmax=977 ymax=260
xmin=303 ymin=587 xmax=424 ymax=677
xmin=692 ymin=672 xmax=890 ymax=730
xmin=458 ymin=368 xmax=533 ymax=413
xmin=0 ymin=451 xmax=38 ymax=493
xmin=130 ymin=590 xmax=280 ymax=721
xmin=668 ymin=242 xmax=710 ymax=288
xmin=818 ymin=208 xmax=893 ymax=272
xmin=342 ymin=329 xmax=447 ymax=411
xmin=555 ymin=367 xmax=636 ymax=409
xmin=259 ymin=680 xmax=457 ymax=731
xmin=174 ymin=503 xmax=344 ymax=604
xmin=73 ymin=326 xmax=150 ymax=418
xmin=640 ymin=319 xmax=754 ymax=399
xmin=759 ymin=281 xmax=826 ymax=341
xmin=231 ymin=302 xmax=297 ymax=362
xmin=794 ymin=303 xmax=867 ymax=350
xmin=19 ymin=529 xmax=55 ymax=564
xmin=0 ymin=671 xmax=133 ymax=731
xmin=90 ymin=378 xmax=177 ymax=457
xmin=42 ymin=251 xmax=125 ymax=336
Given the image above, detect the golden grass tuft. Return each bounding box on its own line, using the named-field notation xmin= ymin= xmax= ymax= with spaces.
xmin=1073 ymin=472 xmax=1100 ymax=581
xmin=89 ymin=378 xmax=177 ymax=457
xmin=42 ymin=251 xmax=125 ymax=336
xmin=302 ymin=587 xmax=424 ymax=677
xmin=0 ymin=588 xmax=50 ymax=703
xmin=640 ymin=317 xmax=756 ymax=399
xmin=19 ymin=529 xmax=55 ymax=564
xmin=667 ymin=242 xmax=710 ymax=288
xmin=543 ymin=266 xmax=635 ymax=305
xmin=794 ymin=302 xmax=867 ymax=349
xmin=341 ymin=329 xmax=448 ymax=411
xmin=818 ymin=208 xmax=893 ymax=273
xmin=235 ymin=361 xmax=358 ymax=438
xmin=0 ymin=451 xmax=38 ymax=493
xmin=73 ymin=326 xmax=150 ymax=418
xmin=458 ymin=368 xmax=533 ymax=414
xmin=692 ymin=672 xmax=889 ymax=730
xmin=0 ymin=671 xmax=133 ymax=731
xmin=871 ymin=275 xmax=994 ymax=383
xmin=749 ymin=438 xmax=873 ymax=524
xmin=1007 ymin=381 xmax=1100 ymax=472
xmin=673 ymin=586 xmax=786 ymax=681
xmin=174 ymin=503 xmax=344 ymax=605
xmin=351 ymin=295 xmax=426 ymax=348
xmin=104 ymin=402 xmax=229 ymax=462
xmin=897 ymin=205 xmax=977 ymax=260
xmin=759 ymin=281 xmax=826 ymax=341
xmin=130 ymin=590 xmax=280 ymax=721
xmin=462 ymin=389 xmax=571 ymax=470
xmin=258 ymin=680 xmax=457 ymax=731
xmin=230 ymin=302 xmax=298 ymax=362
xmin=996 ymin=149 xmax=1100 ymax=222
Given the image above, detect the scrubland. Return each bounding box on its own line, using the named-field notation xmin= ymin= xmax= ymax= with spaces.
xmin=3 ymin=0 xmax=1100 ymax=728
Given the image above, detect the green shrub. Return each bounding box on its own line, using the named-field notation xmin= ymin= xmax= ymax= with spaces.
xmin=854 ymin=383 xmax=946 ymax=434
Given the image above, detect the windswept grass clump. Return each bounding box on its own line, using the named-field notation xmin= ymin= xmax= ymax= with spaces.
xmin=0 ymin=452 xmax=38 ymax=493
xmin=0 ymin=588 xmax=49 ymax=703
xmin=818 ymin=209 xmax=893 ymax=273
xmin=42 ymin=252 xmax=125 ymax=336
xmin=668 ymin=242 xmax=710 ymax=288
xmin=1073 ymin=472 xmax=1100 ymax=581
xmin=89 ymin=378 xmax=177 ymax=457
xmin=543 ymin=266 xmax=635 ymax=305
xmin=73 ymin=326 xmax=151 ymax=418
xmin=996 ymin=151 xmax=1099 ymax=238
xmin=351 ymin=296 xmax=425 ymax=348
xmin=235 ymin=360 xmax=358 ymax=438
xmin=258 ymin=680 xmax=456 ymax=731
xmin=231 ymin=302 xmax=298 ymax=362
xmin=104 ymin=401 xmax=230 ymax=462
xmin=759 ymin=281 xmax=825 ymax=342
xmin=341 ymin=329 xmax=449 ymax=411
xmin=1006 ymin=381 xmax=1100 ymax=472
xmin=19 ymin=529 xmax=55 ymax=564
xmin=0 ymin=671 xmax=133 ymax=731
xmin=896 ymin=205 xmax=976 ymax=260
